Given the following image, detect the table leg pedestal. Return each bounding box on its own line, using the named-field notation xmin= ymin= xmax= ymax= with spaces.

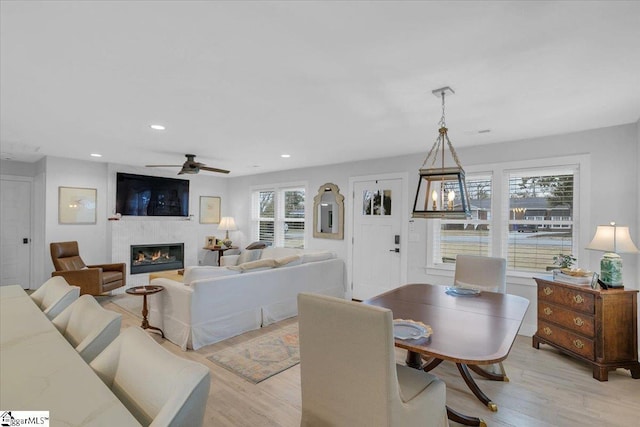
xmin=141 ymin=295 xmax=165 ymax=338
xmin=468 ymin=363 xmax=509 ymax=382
xmin=447 ymin=407 xmax=487 ymax=427
xmin=406 ymin=351 xmax=486 ymax=426
xmin=457 ymin=363 xmax=498 ymax=412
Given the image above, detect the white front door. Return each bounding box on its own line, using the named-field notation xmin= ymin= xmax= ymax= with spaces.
xmin=1 ymin=177 xmax=32 ymax=288
xmin=351 ymin=178 xmax=403 ymax=300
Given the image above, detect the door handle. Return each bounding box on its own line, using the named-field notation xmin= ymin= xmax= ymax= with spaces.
xmin=389 ymin=248 xmax=400 ymax=253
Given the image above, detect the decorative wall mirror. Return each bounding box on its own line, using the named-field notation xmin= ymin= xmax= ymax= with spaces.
xmin=313 ymin=183 xmax=344 ymax=240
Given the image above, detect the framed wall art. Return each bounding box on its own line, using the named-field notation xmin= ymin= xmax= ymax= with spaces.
xmin=199 ymin=196 xmax=221 ymax=224
xmin=58 ymin=186 xmax=97 ymax=224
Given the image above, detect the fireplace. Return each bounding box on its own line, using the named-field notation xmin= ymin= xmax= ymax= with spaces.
xmin=130 ymin=243 xmax=184 ymax=274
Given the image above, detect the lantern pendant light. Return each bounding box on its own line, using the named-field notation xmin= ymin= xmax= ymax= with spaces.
xmin=412 ymin=87 xmax=471 ymax=219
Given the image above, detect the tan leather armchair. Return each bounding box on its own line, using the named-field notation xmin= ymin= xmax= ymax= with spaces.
xmin=50 ymin=241 xmax=126 ymax=296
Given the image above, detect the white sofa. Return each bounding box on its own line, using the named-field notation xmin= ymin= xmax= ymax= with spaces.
xmin=148 ymin=247 xmax=346 ymax=350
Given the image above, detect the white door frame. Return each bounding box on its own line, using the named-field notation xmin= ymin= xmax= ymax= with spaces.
xmin=347 ymin=172 xmax=409 ymax=300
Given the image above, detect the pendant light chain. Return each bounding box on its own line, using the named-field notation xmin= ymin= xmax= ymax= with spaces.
xmin=420 ymin=90 xmax=463 ymax=169
xmin=439 ymin=90 xmax=447 ymax=128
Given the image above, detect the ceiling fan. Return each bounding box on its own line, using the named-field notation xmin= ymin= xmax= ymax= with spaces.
xmin=145 ymin=154 xmax=230 ymax=175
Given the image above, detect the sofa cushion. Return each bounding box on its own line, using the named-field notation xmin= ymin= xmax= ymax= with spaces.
xmin=275 ymin=255 xmax=303 ymax=268
xmin=301 ymin=251 xmax=335 ymax=264
xmin=219 ymin=254 xmax=239 ymax=267
xmin=183 ymin=266 xmax=240 ymax=284
xmin=237 ymin=249 xmax=263 ymax=265
xmin=260 ymin=247 xmax=303 ymax=260
xmin=227 ymin=258 xmax=277 ymax=272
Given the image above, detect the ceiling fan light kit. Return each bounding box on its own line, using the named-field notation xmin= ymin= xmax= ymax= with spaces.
xmin=146 ymin=154 xmax=230 ymax=175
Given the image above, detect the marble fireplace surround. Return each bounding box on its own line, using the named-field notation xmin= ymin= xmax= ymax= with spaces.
xmin=110 ymin=219 xmax=201 ymax=288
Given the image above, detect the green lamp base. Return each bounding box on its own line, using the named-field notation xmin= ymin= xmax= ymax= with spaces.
xmin=600 ymin=252 xmax=623 ymax=288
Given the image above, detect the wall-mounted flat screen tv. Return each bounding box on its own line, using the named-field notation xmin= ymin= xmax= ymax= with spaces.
xmin=116 ymin=172 xmax=189 ymax=217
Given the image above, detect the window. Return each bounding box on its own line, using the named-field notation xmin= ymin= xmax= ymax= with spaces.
xmin=252 ymin=185 xmax=305 ymax=248
xmin=429 ymin=157 xmax=583 ymax=275
xmin=507 ymin=169 xmax=575 ymax=271
xmin=436 ymin=175 xmax=492 ymax=263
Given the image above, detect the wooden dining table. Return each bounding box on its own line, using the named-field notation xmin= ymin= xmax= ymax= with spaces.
xmin=364 ymin=283 xmax=529 ymax=427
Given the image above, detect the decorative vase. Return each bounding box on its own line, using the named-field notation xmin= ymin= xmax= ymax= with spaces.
xmin=600 ymin=253 xmax=623 ymax=287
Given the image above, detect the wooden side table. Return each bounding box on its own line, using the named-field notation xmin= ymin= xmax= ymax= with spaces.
xmin=203 ymin=246 xmax=238 ymax=265
xmin=125 ymin=285 xmax=165 ymax=338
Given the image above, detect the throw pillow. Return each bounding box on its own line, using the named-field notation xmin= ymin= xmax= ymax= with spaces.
xmin=246 ymin=241 xmax=269 ymax=250
xmin=227 ymin=258 xmax=277 ymax=272
xmin=183 ymin=266 xmax=240 ymax=284
xmin=237 ymin=249 xmax=262 ymax=265
xmin=274 ymin=255 xmax=303 ymax=267
xmin=300 ymin=251 xmax=335 ymax=264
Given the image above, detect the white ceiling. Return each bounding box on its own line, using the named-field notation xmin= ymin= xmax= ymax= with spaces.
xmin=1 ymin=1 xmax=639 ymax=177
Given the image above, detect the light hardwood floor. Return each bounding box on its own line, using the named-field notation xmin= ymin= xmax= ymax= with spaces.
xmin=101 ymin=299 xmax=639 ymax=427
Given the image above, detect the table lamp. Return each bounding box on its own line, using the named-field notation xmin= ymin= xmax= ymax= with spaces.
xmin=586 ymin=222 xmax=639 ymax=288
xmin=218 ymin=217 xmax=237 ymax=248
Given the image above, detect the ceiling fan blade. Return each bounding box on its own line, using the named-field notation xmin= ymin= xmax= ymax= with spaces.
xmin=199 ymin=166 xmax=230 ymax=174
xmin=145 ymin=164 xmax=181 ymax=167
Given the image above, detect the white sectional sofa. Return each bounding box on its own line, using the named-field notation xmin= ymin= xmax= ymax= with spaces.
xmin=148 ymin=247 xmax=346 ymax=350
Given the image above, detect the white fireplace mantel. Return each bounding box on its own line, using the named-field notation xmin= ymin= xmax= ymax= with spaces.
xmin=110 ymin=218 xmax=201 ymax=288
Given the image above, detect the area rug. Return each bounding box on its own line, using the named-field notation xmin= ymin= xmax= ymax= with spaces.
xmin=207 ymin=323 xmax=299 ymax=384
xmin=108 ymin=294 xmax=142 ymax=319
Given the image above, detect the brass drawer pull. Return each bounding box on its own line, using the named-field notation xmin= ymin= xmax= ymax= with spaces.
xmin=573 ymin=294 xmax=585 ymax=304
xmin=573 ymin=339 xmax=584 ymax=349
xmin=543 ymin=287 xmax=553 ymax=296
xmin=543 ymin=327 xmax=552 ymax=335
xmin=543 ymin=307 xmax=553 ymax=315
xmin=573 ymin=317 xmax=584 ymax=327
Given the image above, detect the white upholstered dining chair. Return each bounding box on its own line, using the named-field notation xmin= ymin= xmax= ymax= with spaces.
xmin=90 ymin=326 xmax=211 ymax=427
xmin=52 ymin=294 xmax=122 ymax=363
xmin=30 ymin=276 xmax=80 ymax=320
xmin=454 ymin=254 xmax=508 ymax=379
xmin=454 ymin=254 xmax=507 ymax=293
xmin=298 ymin=293 xmax=449 ymax=427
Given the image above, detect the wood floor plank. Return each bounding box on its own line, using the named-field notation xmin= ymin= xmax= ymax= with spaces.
xmin=102 ymin=299 xmax=640 ymax=426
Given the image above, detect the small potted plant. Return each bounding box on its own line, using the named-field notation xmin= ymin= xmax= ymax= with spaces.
xmin=553 ymin=254 xmax=576 ymax=269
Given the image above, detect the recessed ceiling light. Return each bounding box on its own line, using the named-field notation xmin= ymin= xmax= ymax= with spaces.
xmin=150 ymin=124 xmax=166 ymax=131
xmin=281 ymin=154 xmax=291 ymax=158
xmin=90 ymin=153 xmax=102 ymax=157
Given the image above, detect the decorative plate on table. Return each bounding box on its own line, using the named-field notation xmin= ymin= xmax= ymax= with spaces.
xmin=393 ymin=319 xmax=433 ymax=340
xmin=445 ymin=286 xmax=481 ymax=296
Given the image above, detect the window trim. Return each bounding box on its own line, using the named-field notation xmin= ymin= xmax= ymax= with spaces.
xmin=425 ymin=154 xmax=591 ymax=284
xmin=250 ymin=181 xmax=308 ymax=248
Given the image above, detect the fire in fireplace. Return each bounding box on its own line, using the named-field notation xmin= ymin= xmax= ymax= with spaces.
xmin=130 ymin=243 xmax=184 ymax=274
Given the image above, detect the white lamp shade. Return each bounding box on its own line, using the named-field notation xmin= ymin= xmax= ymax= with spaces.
xmin=586 ymin=224 xmax=639 ymax=254
xmin=217 ymin=217 xmax=237 ymax=231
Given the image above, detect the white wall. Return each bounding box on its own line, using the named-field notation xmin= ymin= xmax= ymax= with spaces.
xmin=3 ymin=122 xmax=638 ymax=338
xmin=37 ymin=157 xmax=230 ymax=288
xmin=637 ymin=118 xmax=640 ymax=286
xmin=43 ymin=156 xmax=110 ymax=283
xmin=226 ymin=122 xmax=639 ymax=336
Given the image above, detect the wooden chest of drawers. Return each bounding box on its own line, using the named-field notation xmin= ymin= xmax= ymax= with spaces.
xmin=533 ymin=277 xmax=639 ymax=381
